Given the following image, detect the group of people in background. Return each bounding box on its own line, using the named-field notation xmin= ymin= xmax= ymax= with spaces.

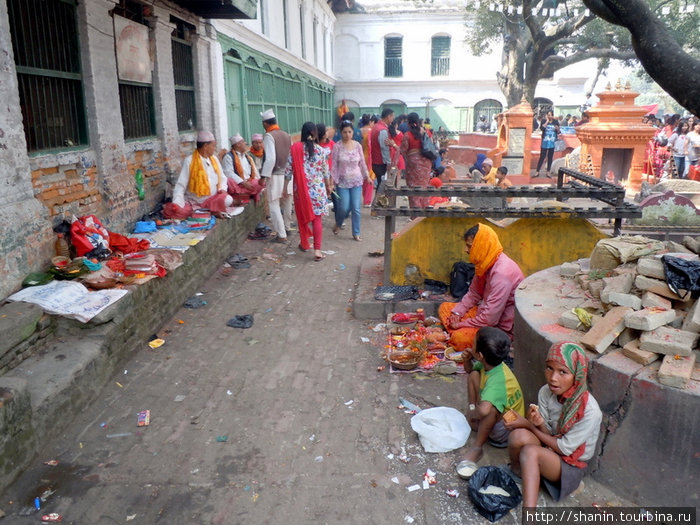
xmin=646 ymin=113 xmax=700 ymax=179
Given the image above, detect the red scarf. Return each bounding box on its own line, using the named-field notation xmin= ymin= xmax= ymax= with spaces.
xmin=290 ymin=141 xmax=315 ymax=230
xmin=547 ymin=341 xmax=591 ymax=469
xmin=266 ymin=124 xmax=281 ymax=132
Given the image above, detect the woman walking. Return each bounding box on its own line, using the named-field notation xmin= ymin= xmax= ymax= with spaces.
xmin=285 ymin=122 xmax=331 ymax=261
xmin=331 ymin=121 xmax=369 ymax=241
xmin=668 ymin=120 xmax=689 ymax=178
xmin=536 ymin=111 xmax=560 ymax=178
xmin=400 ymin=112 xmax=433 ymax=208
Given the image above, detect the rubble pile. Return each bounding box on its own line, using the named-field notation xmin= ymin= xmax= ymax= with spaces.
xmin=557 ymin=235 xmax=700 ymax=390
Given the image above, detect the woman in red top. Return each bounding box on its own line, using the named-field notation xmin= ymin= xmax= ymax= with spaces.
xmin=400 ymin=112 xmax=432 ymax=208
xmin=316 ymin=123 xmax=333 ymax=168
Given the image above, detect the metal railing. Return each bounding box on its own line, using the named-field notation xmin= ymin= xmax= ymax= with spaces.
xmin=431 ymin=57 xmax=449 ymax=76
xmin=384 ymin=57 xmax=403 ymax=77
xmin=372 ymin=167 xmax=641 ymax=283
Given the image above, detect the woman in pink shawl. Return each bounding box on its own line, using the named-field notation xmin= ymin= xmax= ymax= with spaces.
xmin=284 ymin=122 xmax=331 ymax=261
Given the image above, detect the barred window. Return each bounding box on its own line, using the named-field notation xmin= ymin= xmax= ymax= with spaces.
xmin=384 ymin=37 xmax=403 ymax=78
xmin=431 ymin=36 xmax=450 ymax=77
xmin=8 ymin=0 xmax=88 ymax=151
xmin=114 ymin=1 xmax=155 ymax=139
xmin=171 ymin=17 xmax=196 ymax=131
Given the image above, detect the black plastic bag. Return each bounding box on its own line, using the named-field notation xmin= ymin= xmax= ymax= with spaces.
xmin=424 ymin=279 xmax=449 ymax=295
xmin=226 ymin=314 xmax=254 ymax=329
xmin=374 ymin=285 xmax=419 ymax=301
xmin=662 ymin=255 xmax=700 ymax=299
xmin=421 ymin=133 xmax=438 ymax=161
xmin=467 ymin=466 xmax=522 ymax=522
xmin=450 ymin=262 xmax=475 ymax=299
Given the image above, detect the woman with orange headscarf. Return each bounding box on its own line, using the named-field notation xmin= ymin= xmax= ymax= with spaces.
xmin=438 ymin=223 xmax=524 ymax=352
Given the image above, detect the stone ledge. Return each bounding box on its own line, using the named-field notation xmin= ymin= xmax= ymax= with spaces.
xmin=514 ymin=265 xmax=700 ymax=507
xmin=0 ymin=204 xmax=264 ymax=492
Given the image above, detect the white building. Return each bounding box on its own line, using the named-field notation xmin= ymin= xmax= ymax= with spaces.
xmin=333 ymin=0 xmax=597 ymax=131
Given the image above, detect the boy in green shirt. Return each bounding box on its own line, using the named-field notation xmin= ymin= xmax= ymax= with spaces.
xmin=456 ymin=327 xmax=525 ymax=479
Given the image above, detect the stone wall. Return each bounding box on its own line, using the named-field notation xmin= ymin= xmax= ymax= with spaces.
xmin=0 ymin=0 xmax=221 ymax=300
xmin=0 ymin=205 xmax=264 ymax=490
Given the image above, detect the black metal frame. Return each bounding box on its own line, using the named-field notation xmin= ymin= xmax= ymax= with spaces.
xmin=371 ymin=166 xmax=642 ymax=283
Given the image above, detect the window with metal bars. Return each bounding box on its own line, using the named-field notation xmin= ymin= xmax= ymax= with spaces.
xmin=431 ymin=36 xmax=450 ymax=77
xmin=115 ymin=1 xmax=155 ymax=140
xmin=384 ymin=37 xmax=403 ymax=77
xmin=8 ymin=0 xmax=88 ymax=152
xmin=171 ymin=17 xmax=196 ymax=131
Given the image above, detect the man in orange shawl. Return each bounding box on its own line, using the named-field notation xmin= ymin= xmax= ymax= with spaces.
xmin=438 ymin=223 xmax=524 ymax=352
xmin=169 ymin=130 xmax=232 ymax=219
xmin=222 ymin=134 xmax=265 ymax=205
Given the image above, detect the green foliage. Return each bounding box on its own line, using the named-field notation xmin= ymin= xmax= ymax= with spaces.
xmin=633 ymin=201 xmax=700 ymax=226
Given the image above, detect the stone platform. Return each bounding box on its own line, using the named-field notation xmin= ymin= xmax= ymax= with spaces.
xmin=514 ymin=266 xmax=700 ymax=507
xmin=0 ymin=204 xmax=264 ymax=491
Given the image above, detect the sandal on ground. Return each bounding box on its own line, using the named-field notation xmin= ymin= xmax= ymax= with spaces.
xmin=314 ymin=254 xmax=326 ymax=262
xmin=332 ymin=225 xmax=340 ymax=235
xmin=298 ymin=243 xmax=310 ymax=252
xmin=353 ymin=235 xmax=362 ymax=242
xmin=456 ymin=459 xmax=478 ymax=480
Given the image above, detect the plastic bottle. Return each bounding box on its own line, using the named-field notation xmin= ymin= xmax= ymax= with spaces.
xmin=135 ymin=169 xmax=145 ymax=200
xmin=55 ymin=233 xmax=70 ymax=258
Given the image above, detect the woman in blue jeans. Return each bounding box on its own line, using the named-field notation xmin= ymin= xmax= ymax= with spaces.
xmin=331 ymin=121 xmax=369 ymax=241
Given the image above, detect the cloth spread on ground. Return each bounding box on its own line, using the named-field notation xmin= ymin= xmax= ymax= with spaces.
xmin=8 ymin=280 xmax=128 ymax=323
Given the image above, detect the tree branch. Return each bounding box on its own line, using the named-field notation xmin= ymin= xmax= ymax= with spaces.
xmin=582 ymin=0 xmax=700 ymax=114
xmin=540 ymin=48 xmax=636 ymax=77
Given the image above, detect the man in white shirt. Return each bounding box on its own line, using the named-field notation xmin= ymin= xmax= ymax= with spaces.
xmin=260 ymin=109 xmax=293 ymax=243
xmin=168 ymin=130 xmax=232 ymax=218
xmin=222 ymin=134 xmax=264 ymax=205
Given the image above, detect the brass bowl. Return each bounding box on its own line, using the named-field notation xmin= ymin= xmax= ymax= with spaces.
xmin=388 ymin=350 xmax=423 ymax=370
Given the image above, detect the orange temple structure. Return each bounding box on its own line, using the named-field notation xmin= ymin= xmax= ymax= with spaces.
xmin=575 ymin=81 xmax=656 ymax=191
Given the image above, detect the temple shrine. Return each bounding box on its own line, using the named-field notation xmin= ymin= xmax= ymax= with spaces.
xmin=575 ymin=81 xmax=656 ymax=191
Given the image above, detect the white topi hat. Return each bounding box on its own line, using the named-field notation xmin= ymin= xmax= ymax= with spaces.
xmin=229 ymin=134 xmax=244 ymax=145
xmin=260 ymin=108 xmax=275 ymax=120
xmin=196 ymin=130 xmax=215 ymax=143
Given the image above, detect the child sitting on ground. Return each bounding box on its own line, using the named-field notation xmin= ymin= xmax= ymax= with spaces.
xmin=495 ymin=166 xmax=512 ymax=189
xmin=456 ymin=327 xmax=524 ymax=479
xmin=503 ymin=341 xmax=602 ymax=507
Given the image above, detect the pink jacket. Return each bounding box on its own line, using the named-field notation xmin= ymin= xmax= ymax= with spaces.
xmin=452 ymin=253 xmax=524 ymax=338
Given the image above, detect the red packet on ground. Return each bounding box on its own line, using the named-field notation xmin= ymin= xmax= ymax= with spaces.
xmin=137 ymin=410 xmax=150 ymax=427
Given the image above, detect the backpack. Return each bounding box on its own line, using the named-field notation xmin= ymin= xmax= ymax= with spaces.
xmin=421 ymin=133 xmax=438 ymax=161
xmin=450 ymin=262 xmax=475 ymax=300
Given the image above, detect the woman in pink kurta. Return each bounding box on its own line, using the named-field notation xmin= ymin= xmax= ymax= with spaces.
xmin=438 ymin=223 xmax=525 ymax=352
xmin=331 ymin=121 xmax=369 ymax=240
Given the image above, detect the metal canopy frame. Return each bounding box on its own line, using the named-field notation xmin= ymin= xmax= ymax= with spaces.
xmin=371 ymin=167 xmax=642 ymax=284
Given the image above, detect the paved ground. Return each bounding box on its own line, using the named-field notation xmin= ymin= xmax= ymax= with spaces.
xmin=0 ymin=207 xmax=632 ymax=524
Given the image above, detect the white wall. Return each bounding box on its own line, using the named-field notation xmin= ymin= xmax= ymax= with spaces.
xmin=334 ymin=5 xmax=593 ymax=111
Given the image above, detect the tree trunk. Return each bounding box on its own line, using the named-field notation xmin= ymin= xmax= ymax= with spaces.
xmin=498 ymin=22 xmax=531 ymax=107
xmin=583 ymin=0 xmax=700 ymax=115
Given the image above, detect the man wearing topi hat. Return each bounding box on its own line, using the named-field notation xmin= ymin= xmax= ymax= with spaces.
xmin=168 ymin=130 xmax=232 ymax=218
xmin=260 ymin=109 xmax=293 ymax=243
xmin=249 ymin=133 xmax=265 ymax=172
xmin=222 ymin=134 xmax=265 ymax=205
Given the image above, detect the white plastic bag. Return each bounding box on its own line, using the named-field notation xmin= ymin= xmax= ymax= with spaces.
xmin=410 ymin=406 xmax=470 ymax=453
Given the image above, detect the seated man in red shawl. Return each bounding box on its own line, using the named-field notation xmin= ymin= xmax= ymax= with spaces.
xmin=222 ymin=134 xmax=265 ymax=205
xmin=438 ymin=223 xmax=524 ymax=352
xmin=168 ymin=130 xmax=232 ymax=219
